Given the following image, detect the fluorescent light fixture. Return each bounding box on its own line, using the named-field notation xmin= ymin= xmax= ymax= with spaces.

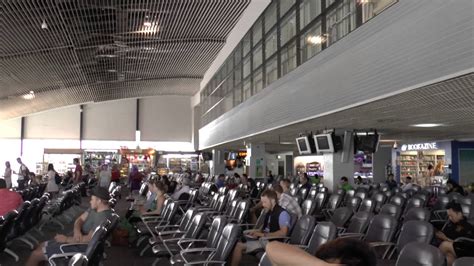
xmin=143 ymin=21 xmax=152 ymax=27
xmin=22 ymin=91 xmax=35 ymax=100
xmin=307 ymin=34 xmax=327 ymax=45
xmin=411 ymin=123 xmax=444 ymax=128
xmin=280 ymin=142 xmax=294 ymax=145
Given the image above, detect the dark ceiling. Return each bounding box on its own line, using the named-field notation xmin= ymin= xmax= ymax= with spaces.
xmin=0 ymin=0 xmax=251 ymax=120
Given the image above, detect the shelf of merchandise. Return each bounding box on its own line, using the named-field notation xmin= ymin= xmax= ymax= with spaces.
xmin=399 ymin=152 xmax=445 ymax=177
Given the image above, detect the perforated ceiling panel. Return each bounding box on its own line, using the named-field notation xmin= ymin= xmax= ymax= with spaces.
xmin=0 ymin=0 xmax=251 ymax=120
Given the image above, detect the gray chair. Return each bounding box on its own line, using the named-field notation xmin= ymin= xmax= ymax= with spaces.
xmin=404 ymin=207 xmax=430 ymax=222
xmin=395 ymin=242 xmax=445 ymax=266
xmin=379 ymin=204 xmax=402 ymax=221
xmin=301 ymin=199 xmax=317 ymax=216
xmin=373 ymin=220 xmax=434 ymax=259
xmin=372 ymin=193 xmax=387 ymax=213
xmin=453 ymin=256 xmax=474 ymax=266
xmin=404 ymin=197 xmax=425 ymax=214
xmin=339 ymin=211 xmax=373 ymax=236
xmin=177 ymin=223 xmax=241 ymax=266
xmin=305 ymin=222 xmax=337 ymax=254
xmin=358 ymin=198 xmax=375 ymax=213
xmin=364 ymin=215 xmax=398 ymax=244
xmin=68 ymin=253 xmax=87 ymax=266
xmin=389 ymin=195 xmax=406 ymax=208
xmin=355 ymin=191 xmax=368 ymax=200
xmin=258 ymin=215 xmax=316 ymax=248
xmin=170 ymin=216 xmax=227 ymax=265
xmin=330 ymin=207 xmax=353 ymax=228
xmin=0 ymin=211 xmax=19 ymax=261
xmin=152 ymin=212 xmax=208 ymax=258
xmin=346 ymin=196 xmax=362 ymax=213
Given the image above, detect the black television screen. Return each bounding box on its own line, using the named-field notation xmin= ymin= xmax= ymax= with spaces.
xmin=316 ymin=136 xmax=330 ymax=150
xmin=202 ymin=152 xmax=213 ymax=161
xmin=298 ymin=138 xmax=308 ymax=152
xmin=354 ymin=134 xmax=379 ymax=153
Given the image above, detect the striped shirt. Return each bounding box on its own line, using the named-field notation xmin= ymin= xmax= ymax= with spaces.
xmin=279 ymin=193 xmax=302 ymax=218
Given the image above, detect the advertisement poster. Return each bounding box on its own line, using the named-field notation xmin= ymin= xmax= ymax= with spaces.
xmin=294 ymin=156 xmax=325 ymax=177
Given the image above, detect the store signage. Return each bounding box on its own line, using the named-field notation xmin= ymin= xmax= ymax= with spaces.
xmin=400 ymin=142 xmax=438 ymax=151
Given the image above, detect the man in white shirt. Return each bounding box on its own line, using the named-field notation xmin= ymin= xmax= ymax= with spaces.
xmin=401 ymin=176 xmax=415 ymax=192
xmin=171 ymin=176 xmax=191 ymax=200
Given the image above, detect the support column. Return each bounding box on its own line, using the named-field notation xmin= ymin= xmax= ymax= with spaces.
xmin=323 ymin=151 xmax=355 ymax=193
xmin=373 ymin=146 xmax=393 ymax=184
xmin=247 ymin=143 xmax=266 ymax=180
xmin=210 ymin=149 xmax=226 ymax=177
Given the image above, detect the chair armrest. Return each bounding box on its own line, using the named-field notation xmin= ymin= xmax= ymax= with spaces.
xmin=48 ymin=252 xmax=79 ymax=266
xmin=258 ymin=236 xmax=290 ymax=242
xmin=338 ymin=233 xmax=365 ymax=239
xmin=163 ymin=237 xmax=186 ymax=243
xmin=369 ymin=242 xmax=395 ymax=259
xmin=142 ymin=213 xmax=161 ymax=217
xmin=184 ymin=261 xmax=226 ymax=266
xmin=455 ymin=237 xmax=474 ymax=243
xmin=177 ymin=239 xmax=207 ymax=249
xmin=158 ymin=230 xmax=185 ymax=236
xmin=155 ymin=224 xmax=180 ymax=231
xmin=59 ymin=243 xmax=88 ymax=253
xmin=180 ymin=247 xmax=216 ymax=255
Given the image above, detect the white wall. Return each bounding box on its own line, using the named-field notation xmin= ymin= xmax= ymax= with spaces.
xmin=139 ymin=96 xmax=192 ymax=142
xmin=0 ymin=118 xmax=21 ymax=138
xmin=199 ymin=0 xmax=474 ymax=149
xmin=25 ymin=105 xmax=80 ymax=139
xmin=373 ymin=146 xmax=393 ymax=183
xmin=83 ymin=99 xmax=136 ymax=141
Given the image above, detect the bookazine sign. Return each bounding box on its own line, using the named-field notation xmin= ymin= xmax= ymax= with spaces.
xmin=400 ymin=142 xmax=438 ymax=151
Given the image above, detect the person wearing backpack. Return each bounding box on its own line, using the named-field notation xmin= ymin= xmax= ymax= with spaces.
xmin=46 ymin=163 xmax=60 ymax=197
xmin=14 ymin=157 xmax=30 ymax=189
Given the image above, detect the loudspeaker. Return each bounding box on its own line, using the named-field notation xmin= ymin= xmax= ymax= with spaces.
xmin=341 ymin=131 xmax=353 ymax=163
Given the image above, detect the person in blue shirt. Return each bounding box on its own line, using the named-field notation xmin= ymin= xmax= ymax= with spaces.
xmin=215 ymin=173 xmax=226 ymax=188
xmin=230 ymin=189 xmax=290 ymax=266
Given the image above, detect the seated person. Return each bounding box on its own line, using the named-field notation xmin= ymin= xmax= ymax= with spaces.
xmin=437 ymin=201 xmax=474 ymax=266
xmin=215 ymin=174 xmax=226 ymax=189
xmin=340 ymin=176 xmax=353 ymax=192
xmin=128 ymin=180 xmax=167 ymax=223
xmin=230 ymin=189 xmax=290 ymax=266
xmin=266 ymin=238 xmax=377 ymax=266
xmin=249 ymin=179 xmax=293 ymax=223
xmin=446 ymin=179 xmax=465 ymax=195
xmin=386 ymin=174 xmax=398 ymax=190
xmin=0 ymin=179 xmax=23 ymax=216
xmin=401 ymin=176 xmax=415 ymax=192
xmin=274 ymin=184 xmax=302 ymax=219
xmin=171 ymin=176 xmax=191 ymax=200
xmin=26 ymin=187 xmax=113 ymax=266
xmin=298 ymin=173 xmax=312 ymax=193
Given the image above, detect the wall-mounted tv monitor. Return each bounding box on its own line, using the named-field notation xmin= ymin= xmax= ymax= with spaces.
xmin=354 ymin=133 xmax=380 ymax=153
xmin=314 ymin=133 xmax=335 ymax=153
xmin=201 ymin=152 xmax=213 ymax=161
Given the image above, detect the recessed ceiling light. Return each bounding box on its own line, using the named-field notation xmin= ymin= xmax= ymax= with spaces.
xmin=411 ymin=123 xmax=444 ymax=128
xmin=22 ymin=91 xmax=35 ymax=100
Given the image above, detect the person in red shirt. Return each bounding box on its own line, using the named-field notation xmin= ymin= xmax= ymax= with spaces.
xmin=111 ymin=164 xmax=121 ymax=183
xmin=0 ymin=179 xmax=23 ymax=216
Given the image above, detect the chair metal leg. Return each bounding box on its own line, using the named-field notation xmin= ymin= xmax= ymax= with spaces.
xmin=139 ymin=244 xmax=150 ymax=256
xmin=16 ymin=237 xmax=35 ymax=249
xmin=152 ymin=257 xmax=161 ymax=266
xmin=4 ymin=247 xmax=19 ymax=262
xmin=25 ymin=233 xmax=40 ymax=244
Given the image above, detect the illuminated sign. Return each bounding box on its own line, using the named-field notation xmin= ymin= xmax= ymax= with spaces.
xmin=400 ymin=142 xmax=438 ymax=151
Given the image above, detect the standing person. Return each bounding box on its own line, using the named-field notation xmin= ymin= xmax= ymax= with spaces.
xmin=14 ymin=157 xmax=30 ymax=189
xmin=46 ymin=164 xmax=60 ymax=197
xmin=423 ymin=164 xmax=435 ymax=187
xmin=3 ymin=161 xmax=12 ymax=188
xmin=0 ymin=179 xmax=23 ymax=216
xmin=267 ymin=170 xmax=274 ymax=185
xmin=386 ymin=174 xmax=398 ymax=190
xmin=111 ymin=164 xmax=121 ymax=184
xmin=128 ymin=165 xmax=143 ymax=194
xmin=99 ymin=164 xmax=112 ymax=189
xmin=73 ymin=158 xmax=83 ymax=184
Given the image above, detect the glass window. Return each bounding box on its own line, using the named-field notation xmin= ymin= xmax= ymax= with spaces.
xmin=281 ymin=41 xmax=297 ymax=76
xmin=253 ymin=44 xmax=263 ymax=69
xmin=226 ymin=58 xmax=233 ymax=75
xmin=264 ymin=3 xmax=277 ymax=33
xmin=243 ymin=77 xmax=252 ymax=101
xmin=253 ymin=67 xmax=263 ymax=95
xmin=300 ymin=21 xmax=323 ymax=63
xmin=243 ymin=33 xmax=251 ymax=56
xmin=326 ymin=0 xmax=356 ymax=45
xmin=234 ymin=81 xmax=243 ymax=106
xmin=280 ymin=0 xmax=296 ymax=17
xmin=243 ymin=55 xmax=251 ymax=79
xmin=265 ymin=56 xmax=278 ymax=86
xmin=300 ymin=0 xmax=321 ymax=30
xmin=234 ymin=65 xmax=242 ymax=86
xmin=326 ymin=0 xmax=337 ymax=7
xmin=253 ymin=19 xmax=263 ymax=45
xmin=361 ymin=0 xmax=397 ymax=22
xmin=265 ymin=28 xmax=278 ymax=59
xmin=224 ymin=91 xmax=233 ymax=112
xmin=280 ymin=10 xmax=296 ymax=46
xmin=234 ymin=44 xmax=242 ymax=66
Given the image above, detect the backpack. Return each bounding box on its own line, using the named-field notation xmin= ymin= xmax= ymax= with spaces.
xmin=55 ymin=172 xmax=62 ymax=185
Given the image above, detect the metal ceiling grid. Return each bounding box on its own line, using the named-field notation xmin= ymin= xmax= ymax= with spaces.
xmin=0 ymin=0 xmax=251 ymax=120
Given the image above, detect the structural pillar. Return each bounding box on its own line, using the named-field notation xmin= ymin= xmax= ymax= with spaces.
xmin=210 ymin=149 xmax=226 ymax=177
xmin=323 ymin=151 xmax=355 ymax=193
xmin=247 ymin=143 xmax=266 ymax=180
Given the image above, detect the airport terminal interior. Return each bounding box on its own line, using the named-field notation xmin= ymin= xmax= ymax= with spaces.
xmin=0 ymin=0 xmax=474 ymax=265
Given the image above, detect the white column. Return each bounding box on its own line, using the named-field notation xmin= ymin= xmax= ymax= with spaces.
xmin=323 ymin=151 xmax=355 ymax=193
xmin=210 ymin=149 xmax=225 ymax=177
xmin=247 ymin=143 xmax=266 ymax=180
